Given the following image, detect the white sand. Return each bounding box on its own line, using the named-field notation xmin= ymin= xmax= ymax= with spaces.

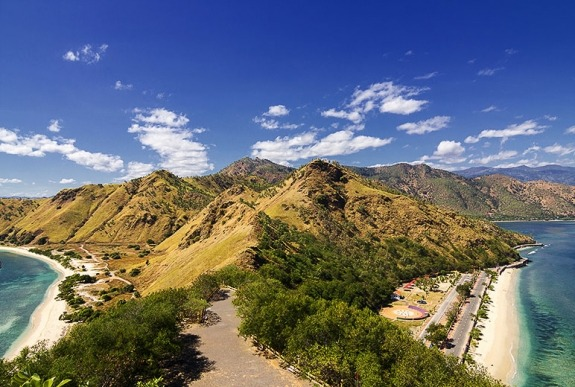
xmin=1 ymin=247 xmax=75 ymax=360
xmin=473 ymin=268 xmax=520 ymax=385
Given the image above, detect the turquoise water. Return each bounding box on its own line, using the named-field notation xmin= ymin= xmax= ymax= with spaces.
xmin=497 ymin=222 xmax=575 ymax=387
xmin=0 ymin=249 xmax=58 ymax=358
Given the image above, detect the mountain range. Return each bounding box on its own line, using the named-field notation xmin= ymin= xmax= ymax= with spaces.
xmin=456 ymin=164 xmax=575 ymax=185
xmin=0 ymin=158 xmax=535 ymax=294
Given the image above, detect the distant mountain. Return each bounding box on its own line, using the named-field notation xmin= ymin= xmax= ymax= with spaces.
xmin=456 ymin=165 xmax=575 ymax=185
xmin=352 ymin=163 xmax=575 ymax=220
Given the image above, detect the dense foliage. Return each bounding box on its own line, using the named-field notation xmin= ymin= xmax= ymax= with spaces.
xmin=233 ymin=213 xmax=504 ymax=386
xmin=0 ymin=274 xmax=220 ymax=387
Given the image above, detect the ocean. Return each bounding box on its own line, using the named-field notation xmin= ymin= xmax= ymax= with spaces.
xmin=497 ymin=222 xmax=575 ymax=387
xmin=0 ymin=249 xmax=58 ymax=358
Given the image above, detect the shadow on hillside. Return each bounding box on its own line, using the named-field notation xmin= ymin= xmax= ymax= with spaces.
xmin=162 ymin=333 xmax=215 ymax=386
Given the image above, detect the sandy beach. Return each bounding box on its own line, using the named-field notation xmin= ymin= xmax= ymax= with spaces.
xmin=473 ymin=267 xmax=520 ymax=386
xmin=1 ymin=247 xmax=75 ymax=360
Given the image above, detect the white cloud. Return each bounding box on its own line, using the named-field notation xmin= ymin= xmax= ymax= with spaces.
xmin=321 ymin=109 xmax=363 ymax=124
xmin=464 ymin=120 xmax=545 ymax=144
xmin=405 ymin=50 xmax=414 ymax=56
xmin=254 ymin=105 xmax=299 ymax=129
xmin=59 ymin=178 xmax=76 ymax=184
xmin=397 ymin=116 xmax=450 ymax=135
xmin=251 ymin=130 xmax=393 ymax=165
xmin=565 ymin=125 xmax=575 ymax=134
xmin=0 ymin=178 xmax=22 ymax=184
xmin=129 ymin=108 xmax=213 ymax=176
xmin=544 ymin=115 xmax=557 ymax=121
xmin=264 ymin=105 xmax=289 ymax=117
xmin=478 ymin=67 xmax=504 ymax=76
xmin=543 ymin=144 xmax=575 ymax=156
xmin=470 ymin=150 xmax=518 ymax=165
xmin=47 ymin=119 xmax=62 ymax=133
xmin=117 ymin=161 xmax=156 ymax=181
xmin=414 ymin=71 xmax=438 ymax=80
xmin=481 ymin=105 xmax=499 ymax=113
xmin=420 ymin=140 xmax=466 ymax=165
xmin=114 ymin=81 xmax=133 ymax=91
xmin=322 ymin=82 xmax=428 ymax=124
xmin=63 ymin=44 xmax=108 ymax=64
xmin=0 ymin=126 xmax=123 ymax=172
xmin=505 ymin=48 xmax=519 ymax=55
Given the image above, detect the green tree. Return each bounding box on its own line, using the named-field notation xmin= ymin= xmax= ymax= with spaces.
xmin=425 ymin=322 xmax=448 ymax=348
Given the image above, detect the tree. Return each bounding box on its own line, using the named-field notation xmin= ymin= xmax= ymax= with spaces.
xmin=456 ymin=282 xmax=472 ymax=299
xmin=425 ymin=322 xmax=448 ymax=348
xmin=10 ymin=371 xmax=71 ymax=387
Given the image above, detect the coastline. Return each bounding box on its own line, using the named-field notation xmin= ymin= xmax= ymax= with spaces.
xmin=473 ymin=267 xmax=520 ymax=385
xmin=0 ymin=246 xmax=75 ymax=360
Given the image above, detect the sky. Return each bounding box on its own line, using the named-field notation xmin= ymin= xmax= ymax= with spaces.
xmin=1 ymin=1 xmax=575 ymax=197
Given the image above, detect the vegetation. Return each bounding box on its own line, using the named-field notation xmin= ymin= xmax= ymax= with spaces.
xmin=0 ymin=274 xmax=220 ymax=387
xmin=233 ymin=213 xmax=504 ymax=386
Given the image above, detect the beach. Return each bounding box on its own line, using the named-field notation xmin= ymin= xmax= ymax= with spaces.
xmin=473 ymin=267 xmax=520 ymax=386
xmin=1 ymin=247 xmax=74 ymax=360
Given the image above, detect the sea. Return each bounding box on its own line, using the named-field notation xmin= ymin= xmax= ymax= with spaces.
xmin=497 ymin=221 xmax=575 ymax=387
xmin=0 ymin=248 xmax=58 ymax=358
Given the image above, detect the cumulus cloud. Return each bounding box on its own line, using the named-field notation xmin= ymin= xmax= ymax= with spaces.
xmin=414 ymin=71 xmax=438 ymax=80
xmin=0 ymin=178 xmax=22 ymax=184
xmin=47 ymin=119 xmax=62 ymax=133
xmin=464 ymin=120 xmax=545 ymax=144
xmin=420 ymin=140 xmax=466 ymax=165
xmin=543 ymin=144 xmax=575 ymax=156
xmin=129 ymin=108 xmax=213 ymax=176
xmin=114 ymin=81 xmax=133 ymax=91
xmin=397 ymin=116 xmax=450 ymax=135
xmin=477 ymin=67 xmax=504 ymax=76
xmin=251 ymin=130 xmax=393 ymax=165
xmin=59 ymin=178 xmax=76 ymax=184
xmin=565 ymin=125 xmax=575 ymax=134
xmin=0 ymin=127 xmax=123 ymax=172
xmin=321 ymin=82 xmax=428 ymax=125
xmin=264 ymin=105 xmax=289 ymax=117
xmin=254 ymin=105 xmax=299 ymax=129
xmin=63 ymin=44 xmax=108 ymax=64
xmin=470 ymin=150 xmax=518 ymax=165
xmin=117 ymin=161 xmax=156 ymax=181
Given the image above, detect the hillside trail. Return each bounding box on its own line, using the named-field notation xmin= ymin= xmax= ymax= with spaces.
xmin=185 ymin=288 xmax=313 ymax=386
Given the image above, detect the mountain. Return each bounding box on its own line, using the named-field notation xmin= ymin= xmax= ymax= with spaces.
xmin=0 ymin=170 xmax=215 ymax=245
xmin=0 ymin=159 xmax=533 ymax=295
xmin=137 ymin=160 xmax=531 ymax=293
xmin=456 ymin=164 xmax=575 ymax=185
xmin=353 ymin=163 xmax=575 ymax=220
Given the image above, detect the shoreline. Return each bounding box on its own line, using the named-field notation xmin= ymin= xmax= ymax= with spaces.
xmin=1 ymin=246 xmax=75 ymax=360
xmin=473 ymin=266 xmax=520 ymax=385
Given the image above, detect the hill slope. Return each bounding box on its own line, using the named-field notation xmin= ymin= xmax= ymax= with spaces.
xmin=137 ymin=160 xmax=531 ymax=293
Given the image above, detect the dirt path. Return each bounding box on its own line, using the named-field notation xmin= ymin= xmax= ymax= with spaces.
xmin=186 ymin=289 xmax=312 ymax=387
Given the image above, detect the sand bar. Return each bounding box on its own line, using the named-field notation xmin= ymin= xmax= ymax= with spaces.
xmin=1 ymin=246 xmax=75 ymax=360
xmin=473 ymin=267 xmax=520 ymax=385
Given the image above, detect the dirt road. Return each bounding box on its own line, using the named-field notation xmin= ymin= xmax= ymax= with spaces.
xmin=187 ymin=289 xmax=312 ymax=386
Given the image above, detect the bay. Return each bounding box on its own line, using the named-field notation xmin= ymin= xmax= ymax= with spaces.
xmin=0 ymin=249 xmax=58 ymax=358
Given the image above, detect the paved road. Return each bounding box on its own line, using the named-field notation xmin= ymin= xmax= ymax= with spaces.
xmin=446 ymin=271 xmax=488 ymax=358
xmin=418 ymin=273 xmax=470 ymax=341
xmin=187 ymin=289 xmax=312 ymax=387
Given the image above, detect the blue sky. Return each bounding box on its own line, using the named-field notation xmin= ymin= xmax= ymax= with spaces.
xmin=1 ymin=1 xmax=575 ymax=197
